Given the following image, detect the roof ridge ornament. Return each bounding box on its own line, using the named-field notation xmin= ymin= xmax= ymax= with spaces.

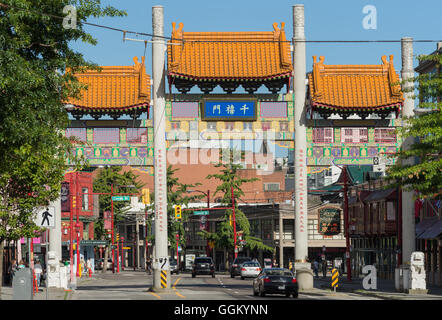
xmin=170 ymin=22 xmax=184 ymax=68
xmin=312 ymin=56 xmax=324 ymax=97
xmin=278 ymin=22 xmax=291 ymax=68
xmin=386 ymin=55 xmax=401 ymax=96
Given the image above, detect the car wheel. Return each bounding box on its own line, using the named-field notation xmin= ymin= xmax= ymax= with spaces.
xmin=241 ymin=276 xmax=244 ymax=280
xmin=259 ymin=285 xmax=265 ymax=297
xmin=292 ymin=292 xmax=299 ymax=299
xmin=253 ymin=286 xmax=258 ymax=296
xmin=230 ymin=273 xmax=234 ymax=278
xmin=285 ymin=293 xmax=291 ymax=298
xmin=212 ymin=273 xmax=215 ymax=278
xmin=192 ymin=273 xmax=196 ymax=278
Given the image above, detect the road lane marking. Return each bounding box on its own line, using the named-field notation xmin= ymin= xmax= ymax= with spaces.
xmin=149 ymin=292 xmax=161 ymax=299
xmin=172 ymin=277 xmax=185 ymax=299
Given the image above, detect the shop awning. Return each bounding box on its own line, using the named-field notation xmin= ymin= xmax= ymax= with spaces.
xmin=416 ymin=217 xmax=438 ymax=238
xmin=417 ymin=219 xmax=442 ymax=239
xmin=363 ymin=188 xmax=396 ymax=202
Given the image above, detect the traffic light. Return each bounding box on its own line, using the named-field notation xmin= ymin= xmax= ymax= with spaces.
xmin=174 ymin=205 xmax=182 ymax=220
xmin=142 ymin=188 xmax=150 ymax=204
xmin=72 ymin=196 xmax=76 ymax=208
xmin=229 ymin=214 xmax=233 ymax=226
xmin=116 ymin=233 xmax=120 ymax=241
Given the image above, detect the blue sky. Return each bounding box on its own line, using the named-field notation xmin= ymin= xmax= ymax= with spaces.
xmin=72 ymin=0 xmax=442 ymax=74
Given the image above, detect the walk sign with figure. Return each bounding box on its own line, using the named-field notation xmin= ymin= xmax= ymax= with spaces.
xmin=35 ymin=206 xmax=55 ymax=228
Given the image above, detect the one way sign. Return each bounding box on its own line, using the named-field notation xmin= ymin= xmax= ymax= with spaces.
xmin=35 ymin=206 xmax=55 ymax=228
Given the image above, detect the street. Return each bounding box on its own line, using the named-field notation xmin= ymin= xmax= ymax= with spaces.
xmin=70 ymin=270 xmax=382 ymax=300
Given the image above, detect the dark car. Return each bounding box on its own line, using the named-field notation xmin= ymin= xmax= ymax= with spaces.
xmin=252 ymin=268 xmax=298 ymax=298
xmin=170 ymin=259 xmax=179 ymax=274
xmin=192 ymin=257 xmax=215 ymax=278
xmin=230 ymin=257 xmax=252 ymax=278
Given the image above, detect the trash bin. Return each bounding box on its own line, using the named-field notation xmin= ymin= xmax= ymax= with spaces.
xmin=13 ymin=268 xmax=33 ymax=300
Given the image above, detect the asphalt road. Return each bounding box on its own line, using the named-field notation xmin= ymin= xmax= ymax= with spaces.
xmin=71 ymin=270 xmax=381 ymax=300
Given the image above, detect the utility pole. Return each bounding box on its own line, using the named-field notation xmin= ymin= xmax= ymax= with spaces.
xmin=343 ymin=166 xmax=351 ymax=281
xmin=152 ymin=5 xmax=169 ymax=291
xmin=292 ymin=4 xmax=313 ymax=290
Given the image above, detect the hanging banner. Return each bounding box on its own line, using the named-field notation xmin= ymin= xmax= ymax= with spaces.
xmin=104 ymin=211 xmax=112 ymax=230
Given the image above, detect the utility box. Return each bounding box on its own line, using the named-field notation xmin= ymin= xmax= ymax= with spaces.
xmin=13 ymin=268 xmax=33 ymax=300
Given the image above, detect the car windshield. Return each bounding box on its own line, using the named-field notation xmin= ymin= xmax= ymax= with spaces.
xmin=195 ymin=258 xmax=212 ymax=263
xmin=170 ymin=260 xmax=177 ymax=265
xmin=265 ymin=269 xmax=293 ymax=276
xmin=243 ymin=262 xmax=260 ymax=267
xmin=235 ymin=258 xmax=251 ymax=263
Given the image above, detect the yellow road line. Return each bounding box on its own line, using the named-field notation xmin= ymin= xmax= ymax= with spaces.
xmin=149 ymin=292 xmax=162 ymax=299
xmin=172 ymin=277 xmax=185 ymax=299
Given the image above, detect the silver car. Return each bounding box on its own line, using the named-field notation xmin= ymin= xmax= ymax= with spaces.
xmin=240 ymin=261 xmax=262 ymax=280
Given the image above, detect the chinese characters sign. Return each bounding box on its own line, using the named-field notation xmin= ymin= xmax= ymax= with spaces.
xmin=318 ymin=207 xmax=341 ymax=235
xmin=203 ymin=100 xmax=256 ymax=121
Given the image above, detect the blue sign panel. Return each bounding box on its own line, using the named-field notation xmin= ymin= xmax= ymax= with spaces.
xmin=203 ymin=100 xmax=256 ymax=120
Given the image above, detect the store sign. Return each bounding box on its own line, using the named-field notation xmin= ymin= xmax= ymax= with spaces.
xmin=318 ymin=207 xmax=341 ymax=235
xmin=202 ymin=99 xmax=256 ymax=121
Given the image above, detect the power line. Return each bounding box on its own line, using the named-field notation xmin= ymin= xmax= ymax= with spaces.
xmin=1 ymin=3 xmax=441 ymax=44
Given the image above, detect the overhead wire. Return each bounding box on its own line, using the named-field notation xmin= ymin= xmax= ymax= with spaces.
xmin=1 ymin=3 xmax=441 ymax=44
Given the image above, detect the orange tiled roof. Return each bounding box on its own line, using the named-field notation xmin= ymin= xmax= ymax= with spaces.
xmin=308 ymin=55 xmax=403 ymax=112
xmin=65 ymin=57 xmax=150 ymax=112
xmin=167 ymin=22 xmax=293 ymax=81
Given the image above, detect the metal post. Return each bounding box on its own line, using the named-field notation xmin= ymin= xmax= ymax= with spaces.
xmin=343 ymin=166 xmax=351 ymax=281
xmin=152 ymin=5 xmax=169 ymax=291
xmin=69 ymin=174 xmax=74 ymax=284
xmin=121 ymin=237 xmax=125 ymax=271
xmin=231 ymin=186 xmax=237 ymax=259
xmin=111 ymin=184 xmax=115 ymax=273
xmin=293 ymin=4 xmax=313 ymax=290
xmin=206 ymin=190 xmax=210 ymax=257
xmin=76 ymin=173 xmax=80 ymax=277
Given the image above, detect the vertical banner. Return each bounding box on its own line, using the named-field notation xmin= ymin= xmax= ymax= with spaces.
xmin=104 ymin=211 xmax=112 ymax=230
xmin=61 ymin=182 xmax=70 ymax=212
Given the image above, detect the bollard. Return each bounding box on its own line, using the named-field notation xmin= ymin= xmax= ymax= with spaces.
xmin=331 ymin=268 xmax=339 ymax=292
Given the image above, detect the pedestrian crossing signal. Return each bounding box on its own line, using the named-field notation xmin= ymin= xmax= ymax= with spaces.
xmin=175 ymin=205 xmax=182 ymax=219
xmin=142 ymin=188 xmax=150 ymax=204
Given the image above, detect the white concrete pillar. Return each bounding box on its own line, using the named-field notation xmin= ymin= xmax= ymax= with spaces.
xmin=401 ymin=37 xmax=416 ymax=266
xmin=152 ymin=5 xmax=169 ymax=291
xmin=49 ymin=197 xmax=62 ymax=263
xmin=293 ymin=4 xmax=313 ymax=290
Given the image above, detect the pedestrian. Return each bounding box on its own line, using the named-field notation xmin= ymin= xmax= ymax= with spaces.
xmin=313 ymin=260 xmax=319 ymax=278
xmin=87 ymin=258 xmax=92 ymax=275
xmin=34 ymin=260 xmax=43 ymax=288
xmin=18 ymin=259 xmax=26 ymax=269
xmin=8 ymin=259 xmax=18 ymax=285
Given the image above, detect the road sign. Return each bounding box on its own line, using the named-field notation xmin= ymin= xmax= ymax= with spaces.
xmin=112 ymin=196 xmax=130 ymax=201
xmin=194 ymin=210 xmax=209 ymax=215
xmin=35 ymin=206 xmax=55 ymax=229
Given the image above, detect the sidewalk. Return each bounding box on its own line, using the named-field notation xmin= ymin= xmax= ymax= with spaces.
xmin=314 ymin=275 xmax=442 ymax=300
xmin=0 ymin=285 xmax=73 ymax=300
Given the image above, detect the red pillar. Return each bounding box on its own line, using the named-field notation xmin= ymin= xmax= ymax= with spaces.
xmin=76 ymin=172 xmax=80 ymax=277
xmin=231 ymin=186 xmax=237 ymax=260
xmin=69 ymin=174 xmax=74 ymax=282
xmin=343 ymin=166 xmax=351 ymax=281
xmin=111 ymin=184 xmax=115 ymax=273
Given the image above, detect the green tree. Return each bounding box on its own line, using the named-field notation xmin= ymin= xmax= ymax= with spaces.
xmin=387 ymin=52 xmax=442 ymax=199
xmin=93 ymin=167 xmax=143 ymax=271
xmin=0 ymin=1 xmax=125 ymax=293
xmin=199 ymin=150 xmax=273 ymax=268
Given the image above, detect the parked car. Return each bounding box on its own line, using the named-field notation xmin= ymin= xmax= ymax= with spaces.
xmin=192 ymin=257 xmax=215 ymax=278
xmin=240 ymin=261 xmax=262 ymax=280
xmin=230 ymin=257 xmax=252 ymax=278
xmin=96 ymin=258 xmax=113 ymax=270
xmin=170 ymin=259 xmax=179 ymax=274
xmin=252 ymin=268 xmax=298 ymax=298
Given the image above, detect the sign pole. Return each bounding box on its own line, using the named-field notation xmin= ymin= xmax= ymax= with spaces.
xmin=152 ymin=5 xmax=169 ymax=291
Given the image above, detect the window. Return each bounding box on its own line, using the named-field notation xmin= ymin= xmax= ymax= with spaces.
xmin=341 ymin=128 xmax=368 ymax=143
xmin=313 ymin=128 xmax=333 ymax=143
xmin=261 ymin=219 xmax=272 ymax=240
xmin=82 ymin=187 xmax=89 ymax=211
xmin=93 ymin=128 xmax=120 ymax=144
xmin=264 ymin=183 xmax=280 ymax=191
xmin=374 ymin=128 xmax=396 ymax=143
xmin=66 ymin=128 xmax=86 ymax=142
xmin=126 ymin=128 xmax=148 ymax=144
